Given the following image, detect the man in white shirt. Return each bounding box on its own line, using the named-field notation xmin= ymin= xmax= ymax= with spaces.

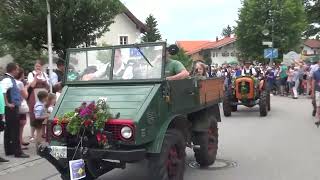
xmin=241 ymin=61 xmax=257 ymax=76
xmin=1 ymin=63 xmax=29 ymax=158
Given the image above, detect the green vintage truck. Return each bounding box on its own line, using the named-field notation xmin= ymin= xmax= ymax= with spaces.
xmin=39 ymin=42 xmax=224 ymax=180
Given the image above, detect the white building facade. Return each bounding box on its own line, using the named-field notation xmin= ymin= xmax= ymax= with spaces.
xmin=96 ymin=8 xmax=146 ymax=46
xmin=209 ymin=41 xmax=238 ymax=65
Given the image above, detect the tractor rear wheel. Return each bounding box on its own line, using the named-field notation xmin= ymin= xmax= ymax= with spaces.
xmin=223 ymin=96 xmax=232 ymax=117
xmin=231 ymin=105 xmax=238 ymax=112
xmin=193 ymin=121 xmax=218 ymax=167
xmin=267 ymin=91 xmax=271 ymax=111
xmin=259 ymin=91 xmax=268 ymax=117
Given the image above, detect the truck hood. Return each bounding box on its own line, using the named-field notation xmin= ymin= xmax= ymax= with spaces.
xmin=54 ymin=85 xmax=158 ymax=120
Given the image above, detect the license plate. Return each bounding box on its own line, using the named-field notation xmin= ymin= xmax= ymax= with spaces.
xmin=50 ymin=146 xmax=67 ymax=159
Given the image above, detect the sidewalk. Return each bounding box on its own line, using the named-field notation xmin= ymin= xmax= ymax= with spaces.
xmin=0 ymin=114 xmax=42 ymax=176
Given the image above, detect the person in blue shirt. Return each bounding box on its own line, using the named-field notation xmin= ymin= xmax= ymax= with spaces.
xmin=33 ymin=91 xmax=49 ymax=146
xmin=266 ymin=67 xmax=275 ymax=92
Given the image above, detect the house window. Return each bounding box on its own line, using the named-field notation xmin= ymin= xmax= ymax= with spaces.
xmin=216 ymin=52 xmax=219 ymax=57
xmin=119 ymin=36 xmax=128 ymax=45
xmin=222 ymin=51 xmax=230 ymax=57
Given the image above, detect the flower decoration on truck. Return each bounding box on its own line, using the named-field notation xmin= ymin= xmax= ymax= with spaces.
xmin=55 ymin=99 xmax=113 ymax=145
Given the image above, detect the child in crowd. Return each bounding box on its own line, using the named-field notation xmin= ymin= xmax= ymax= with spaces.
xmin=42 ymin=93 xmax=56 ymax=138
xmin=33 ymin=91 xmax=49 ymax=146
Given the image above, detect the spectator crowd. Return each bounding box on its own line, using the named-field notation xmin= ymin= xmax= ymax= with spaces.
xmin=0 ymin=60 xmax=64 ymax=162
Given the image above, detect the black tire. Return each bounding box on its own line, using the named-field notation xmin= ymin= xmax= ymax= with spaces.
xmin=267 ymin=91 xmax=271 ymax=111
xmin=231 ymin=105 xmax=237 ymax=112
xmin=259 ymin=91 xmax=268 ymax=117
xmin=148 ymin=129 xmax=186 ymax=180
xmin=193 ymin=121 xmax=218 ymax=167
xmin=223 ymin=96 xmax=232 ymax=117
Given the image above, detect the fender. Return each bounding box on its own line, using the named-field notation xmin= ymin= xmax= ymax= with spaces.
xmin=190 ymin=104 xmax=221 ymax=132
xmin=146 ymin=114 xmax=186 ymax=154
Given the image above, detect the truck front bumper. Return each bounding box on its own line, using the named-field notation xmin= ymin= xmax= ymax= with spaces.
xmin=38 ymin=144 xmax=146 ymax=178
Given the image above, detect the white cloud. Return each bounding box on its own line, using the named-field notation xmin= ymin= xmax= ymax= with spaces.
xmin=121 ymin=0 xmax=242 ymax=42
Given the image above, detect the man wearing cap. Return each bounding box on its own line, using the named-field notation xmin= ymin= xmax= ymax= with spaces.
xmin=165 ymin=45 xmax=189 ymax=80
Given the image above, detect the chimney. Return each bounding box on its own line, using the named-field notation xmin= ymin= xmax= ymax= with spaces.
xmin=216 ymin=36 xmax=219 ymax=42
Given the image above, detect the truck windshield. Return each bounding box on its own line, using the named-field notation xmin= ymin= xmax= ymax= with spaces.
xmin=66 ymin=45 xmax=164 ymax=82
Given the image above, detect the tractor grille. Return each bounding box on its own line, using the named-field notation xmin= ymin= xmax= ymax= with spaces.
xmin=238 ymin=82 xmax=250 ymax=94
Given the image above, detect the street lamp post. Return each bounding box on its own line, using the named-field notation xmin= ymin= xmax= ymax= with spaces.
xmin=270 ymin=13 xmax=275 ymax=66
xmin=46 ymin=0 xmax=53 ymax=93
xmin=262 ymin=14 xmax=275 ymax=66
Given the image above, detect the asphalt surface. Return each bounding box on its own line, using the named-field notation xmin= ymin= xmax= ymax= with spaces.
xmin=1 ymin=95 xmax=319 ymax=180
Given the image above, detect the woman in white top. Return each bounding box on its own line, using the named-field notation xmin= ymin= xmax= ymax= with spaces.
xmin=27 ymin=60 xmax=49 ymax=141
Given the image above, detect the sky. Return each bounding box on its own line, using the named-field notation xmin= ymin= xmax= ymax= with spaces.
xmin=121 ymin=0 xmax=242 ymax=43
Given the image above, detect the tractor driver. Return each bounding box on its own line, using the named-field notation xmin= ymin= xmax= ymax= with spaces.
xmin=165 ymin=45 xmax=189 ymax=80
xmin=241 ymin=61 xmax=257 ymax=77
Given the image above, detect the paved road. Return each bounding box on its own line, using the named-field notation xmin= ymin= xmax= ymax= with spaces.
xmin=1 ymin=96 xmax=320 ymax=180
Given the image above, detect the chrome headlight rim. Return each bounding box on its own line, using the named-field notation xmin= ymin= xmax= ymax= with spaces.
xmin=52 ymin=124 xmax=63 ymax=137
xmin=120 ymin=126 xmax=133 ymax=140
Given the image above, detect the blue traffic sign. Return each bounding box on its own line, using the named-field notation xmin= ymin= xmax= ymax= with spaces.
xmin=264 ymin=48 xmax=278 ymax=59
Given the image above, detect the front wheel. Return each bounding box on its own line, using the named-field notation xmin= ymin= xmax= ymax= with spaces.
xmin=148 ymin=129 xmax=186 ymax=180
xmin=193 ymin=121 xmax=218 ymax=167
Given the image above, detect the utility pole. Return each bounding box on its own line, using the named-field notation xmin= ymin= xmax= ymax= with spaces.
xmin=46 ymin=0 xmax=53 ymax=93
xmin=269 ymin=1 xmax=274 ymax=66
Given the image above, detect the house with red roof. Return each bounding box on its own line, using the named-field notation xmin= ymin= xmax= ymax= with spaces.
xmin=176 ymin=36 xmax=238 ymax=65
xmin=302 ymin=39 xmax=320 ymax=56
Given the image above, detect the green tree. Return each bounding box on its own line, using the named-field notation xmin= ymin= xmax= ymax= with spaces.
xmin=0 ymin=41 xmax=46 ymax=72
xmin=96 ymin=43 xmax=112 ymax=64
xmin=235 ymin=0 xmax=306 ymax=60
xmin=222 ymin=25 xmax=233 ymax=37
xmin=304 ymin=0 xmax=320 ymax=38
xmin=142 ymin=14 xmax=162 ymax=42
xmin=171 ymin=48 xmax=192 ymax=70
xmin=0 ymin=0 xmax=122 ymax=59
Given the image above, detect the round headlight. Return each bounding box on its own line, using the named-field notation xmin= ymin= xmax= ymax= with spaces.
xmin=52 ymin=124 xmax=63 ymax=137
xmin=120 ymin=126 xmax=133 ymax=140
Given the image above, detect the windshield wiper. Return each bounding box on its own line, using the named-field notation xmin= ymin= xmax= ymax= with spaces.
xmin=135 ymin=46 xmax=153 ymax=67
